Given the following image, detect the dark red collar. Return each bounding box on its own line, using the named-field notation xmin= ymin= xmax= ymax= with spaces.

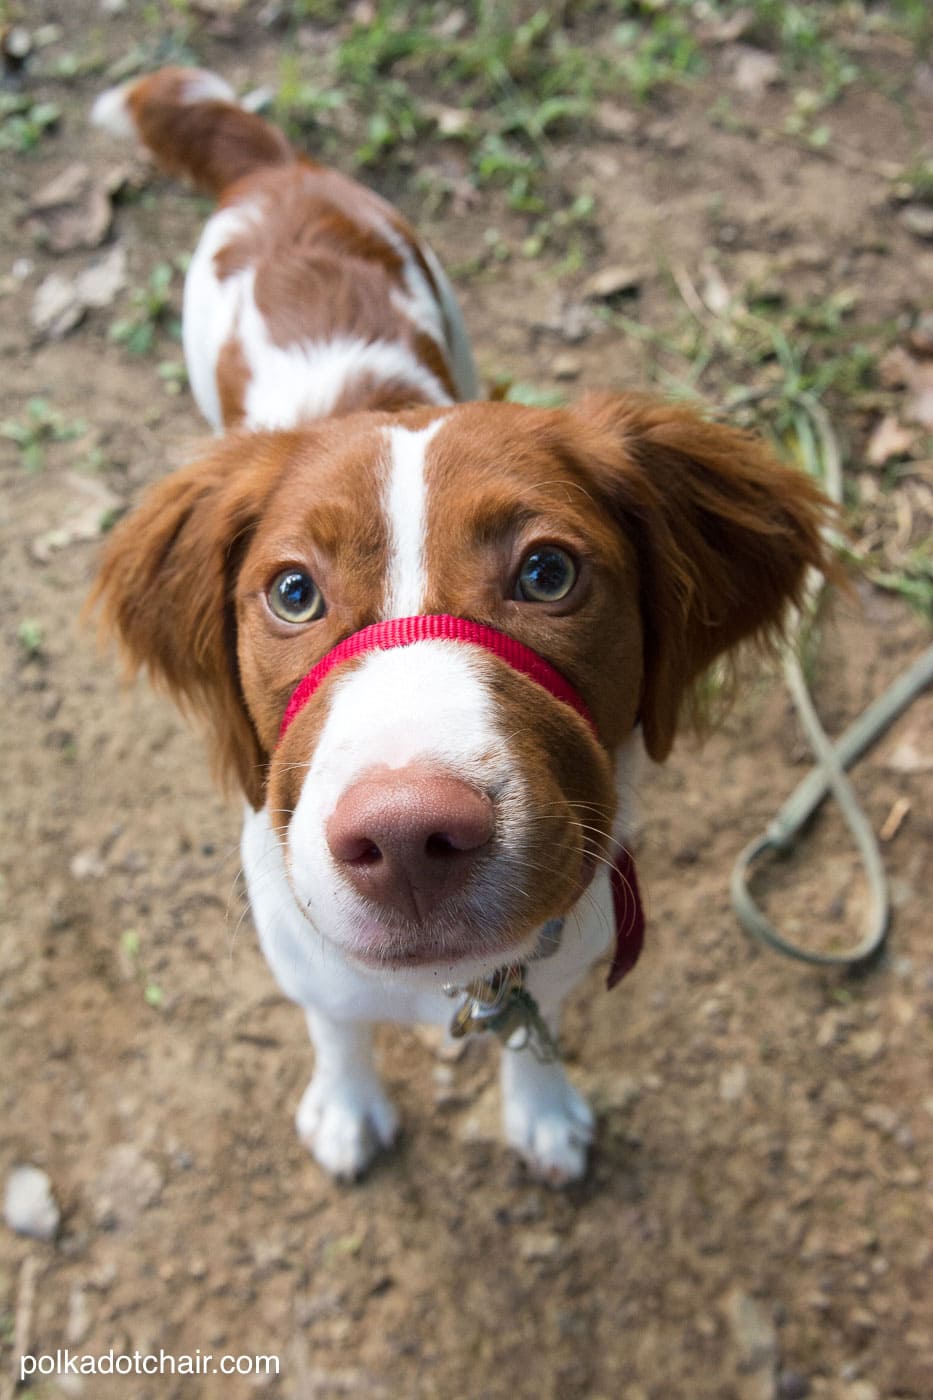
xmin=279 ymin=614 xmax=644 ymax=988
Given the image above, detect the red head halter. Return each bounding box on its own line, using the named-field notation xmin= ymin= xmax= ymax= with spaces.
xmin=279 ymin=614 xmax=644 ymax=987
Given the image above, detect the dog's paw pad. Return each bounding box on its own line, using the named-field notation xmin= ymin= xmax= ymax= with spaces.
xmin=503 ymin=1079 xmax=594 ymax=1186
xmin=295 ymin=1077 xmax=399 ymax=1181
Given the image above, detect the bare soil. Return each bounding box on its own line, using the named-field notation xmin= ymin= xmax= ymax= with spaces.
xmin=1 ymin=5 xmax=931 ymax=1400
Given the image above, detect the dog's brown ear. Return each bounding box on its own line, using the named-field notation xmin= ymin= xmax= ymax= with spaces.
xmin=569 ymin=393 xmax=835 ymax=762
xmin=90 ymin=433 xmax=289 ymax=808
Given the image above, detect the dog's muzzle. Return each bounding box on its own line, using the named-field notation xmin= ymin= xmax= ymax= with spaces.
xmin=278 ymin=614 xmax=645 ymax=988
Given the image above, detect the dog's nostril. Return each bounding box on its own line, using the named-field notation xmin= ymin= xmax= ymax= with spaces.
xmin=337 ymin=837 xmax=384 ymax=866
xmin=425 ymin=832 xmax=459 ymax=859
xmin=354 ymin=841 xmax=382 ymax=866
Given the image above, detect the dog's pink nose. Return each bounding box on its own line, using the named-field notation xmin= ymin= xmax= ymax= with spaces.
xmin=326 ymin=767 xmax=495 ymax=922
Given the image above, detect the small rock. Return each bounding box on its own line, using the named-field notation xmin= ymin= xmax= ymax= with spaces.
xmin=69 ymin=849 xmax=107 ymax=881
xmin=4 ymin=1165 xmax=60 ymax=1241
xmin=863 ymin=1104 xmax=898 ymax=1135
xmin=552 ymin=352 xmax=582 ymax=380
xmin=816 ymin=1010 xmax=842 ymax=1049
xmin=519 ymin=1230 xmax=562 ymax=1262
xmin=723 ymin=1287 xmax=777 ymax=1373
xmin=720 ymin=1063 xmax=748 ymax=1102
xmin=730 ymin=46 xmax=782 ymax=97
xmin=87 ymin=1260 xmax=118 ymax=1291
xmin=849 ymin=1029 xmax=884 ymax=1064
xmin=582 ymin=264 xmax=642 ymax=301
xmin=901 ymin=205 xmax=933 ymax=241
xmin=426 ymin=103 xmax=473 ymax=138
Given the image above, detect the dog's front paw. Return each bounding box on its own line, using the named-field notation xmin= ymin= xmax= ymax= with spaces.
xmin=295 ymin=1074 xmax=399 ymax=1181
xmin=502 ymin=1063 xmax=595 ymax=1186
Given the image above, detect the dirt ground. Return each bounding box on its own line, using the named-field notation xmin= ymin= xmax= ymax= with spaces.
xmin=1 ymin=4 xmax=931 ymax=1399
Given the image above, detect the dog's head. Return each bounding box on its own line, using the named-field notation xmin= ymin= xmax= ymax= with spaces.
xmin=93 ymin=395 xmax=829 ymax=970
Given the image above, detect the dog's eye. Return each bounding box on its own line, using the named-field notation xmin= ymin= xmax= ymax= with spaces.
xmin=268 ymin=569 xmax=325 ymax=624
xmin=516 ymin=547 xmax=577 ymax=603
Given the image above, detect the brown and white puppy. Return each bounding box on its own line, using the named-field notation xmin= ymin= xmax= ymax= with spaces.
xmin=92 ymin=69 xmax=829 ymax=1183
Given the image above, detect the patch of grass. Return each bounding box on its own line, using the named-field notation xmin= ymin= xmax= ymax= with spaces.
xmin=17 ymin=619 xmax=44 ymax=656
xmin=641 ymin=257 xmax=931 ymax=619
xmin=110 ymin=262 xmax=182 ymax=356
xmin=274 ymin=3 xmax=617 ymax=237
xmin=0 ymin=92 xmax=60 ymax=153
xmin=0 ymin=397 xmax=87 ymax=471
xmin=613 ymin=7 xmax=704 ymax=102
xmin=120 ymin=928 xmax=166 ymax=1011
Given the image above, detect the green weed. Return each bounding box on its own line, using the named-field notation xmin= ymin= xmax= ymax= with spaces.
xmin=110 ymin=263 xmax=181 ymax=356
xmin=120 ymin=928 xmax=166 ymax=1011
xmin=0 ymin=93 xmax=60 ymax=153
xmin=17 ymin=619 xmax=44 ymax=656
xmin=0 ymin=398 xmax=86 ymax=471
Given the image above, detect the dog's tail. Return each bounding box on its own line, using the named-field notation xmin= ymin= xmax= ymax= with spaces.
xmin=92 ymin=66 xmax=295 ymax=198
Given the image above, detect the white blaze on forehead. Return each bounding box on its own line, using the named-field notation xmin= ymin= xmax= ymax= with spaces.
xmin=382 ymin=418 xmax=445 ymax=617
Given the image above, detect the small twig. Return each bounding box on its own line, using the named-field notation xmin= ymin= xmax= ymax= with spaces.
xmin=4 ymin=1254 xmax=40 ymax=1400
xmin=880 ymin=796 xmax=911 ymax=843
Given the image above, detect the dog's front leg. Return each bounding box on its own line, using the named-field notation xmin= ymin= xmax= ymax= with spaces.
xmin=500 ymin=1023 xmax=594 ymax=1186
xmin=295 ymin=1010 xmax=399 ymax=1181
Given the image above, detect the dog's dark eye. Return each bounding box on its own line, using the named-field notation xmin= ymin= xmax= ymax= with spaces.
xmin=268 ymin=569 xmax=325 ymax=624
xmin=516 ymin=547 xmax=577 ymax=603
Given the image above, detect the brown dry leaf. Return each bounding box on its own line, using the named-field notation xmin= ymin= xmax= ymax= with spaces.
xmin=866 ymin=414 xmax=917 ymax=467
xmin=581 ymin=264 xmax=643 ymax=301
xmin=730 ymin=46 xmax=782 ymax=97
xmin=877 ymin=346 xmax=916 ymax=389
xmin=25 ymin=163 xmax=113 ymax=253
xmin=31 ymin=473 xmax=121 ymax=564
xmin=31 ymin=246 xmax=127 ymax=341
xmin=905 ymin=361 xmax=933 ymax=428
xmin=901 ymin=205 xmax=933 ymax=241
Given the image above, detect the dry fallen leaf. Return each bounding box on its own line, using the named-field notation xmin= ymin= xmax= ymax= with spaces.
xmin=31 ymin=473 xmax=122 ymax=564
xmin=730 ymin=46 xmax=782 ymax=98
xmin=581 ymin=264 xmax=642 ymax=301
xmin=901 ymin=205 xmax=933 ymax=241
xmin=31 ymin=246 xmax=127 ymax=340
xmin=25 ymin=163 xmax=113 ymax=253
xmin=866 ymin=414 xmax=917 ymax=467
xmin=905 ymin=362 xmax=933 ymax=429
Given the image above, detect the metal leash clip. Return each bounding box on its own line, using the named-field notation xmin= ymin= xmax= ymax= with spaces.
xmin=444 ymin=965 xmax=560 ymax=1063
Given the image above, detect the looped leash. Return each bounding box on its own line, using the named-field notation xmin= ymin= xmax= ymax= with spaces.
xmin=730 ymin=393 xmax=932 ymax=967
xmin=731 ymin=642 xmax=933 ymax=965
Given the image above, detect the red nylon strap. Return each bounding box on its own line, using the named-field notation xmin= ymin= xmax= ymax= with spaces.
xmin=279 ymin=613 xmax=595 ymax=741
xmin=278 ymin=612 xmax=644 ymax=987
